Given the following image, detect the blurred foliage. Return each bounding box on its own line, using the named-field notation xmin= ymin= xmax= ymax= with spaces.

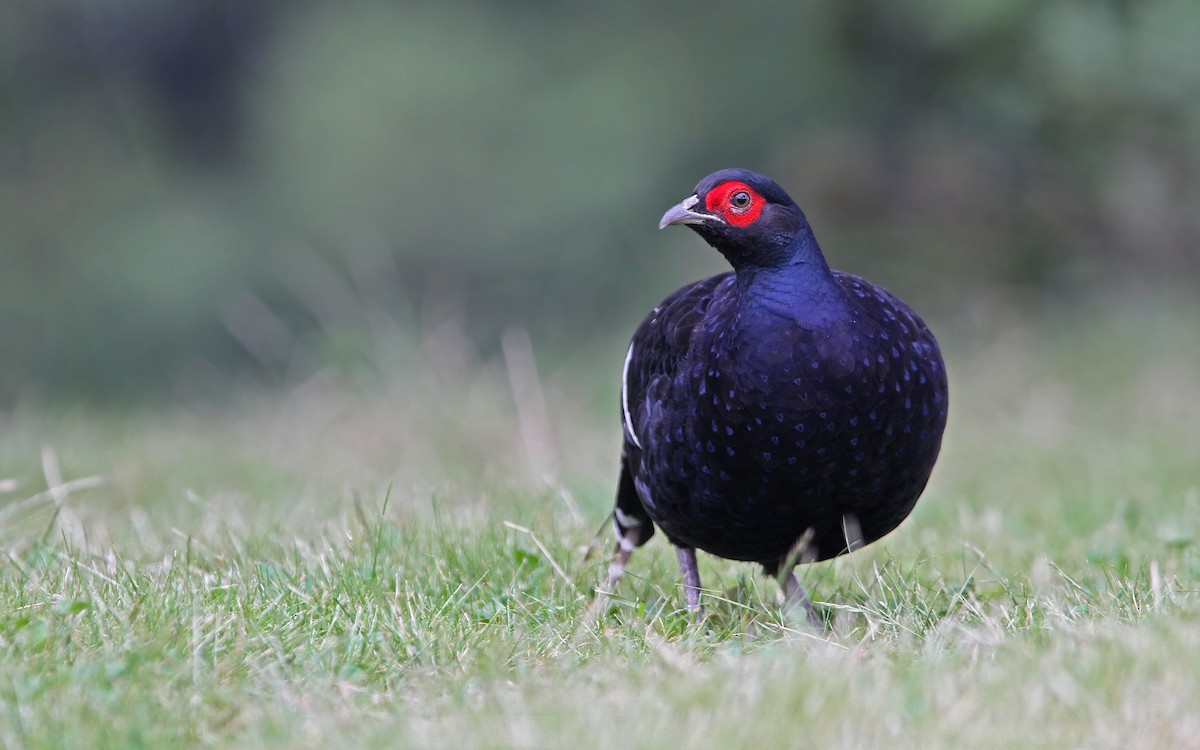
xmin=1 ymin=0 xmax=1198 ymax=400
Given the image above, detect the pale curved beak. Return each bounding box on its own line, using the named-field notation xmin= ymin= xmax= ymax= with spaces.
xmin=658 ymin=194 xmax=722 ymax=229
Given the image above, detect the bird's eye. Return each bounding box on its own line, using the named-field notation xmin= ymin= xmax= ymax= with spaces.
xmin=729 ymin=191 xmax=752 ymax=211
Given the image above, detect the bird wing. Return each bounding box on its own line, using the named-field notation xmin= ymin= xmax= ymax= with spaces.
xmin=614 ymin=272 xmax=732 ymax=545
xmin=621 ymin=272 xmax=732 ymax=452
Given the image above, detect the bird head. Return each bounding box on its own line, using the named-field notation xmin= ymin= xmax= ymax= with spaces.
xmin=659 ymin=168 xmax=813 ymax=269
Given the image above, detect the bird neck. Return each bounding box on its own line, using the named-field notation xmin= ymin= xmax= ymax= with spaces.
xmin=731 ymin=230 xmax=846 ymax=321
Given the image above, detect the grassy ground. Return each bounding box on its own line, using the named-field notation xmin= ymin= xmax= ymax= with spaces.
xmin=1 ymin=297 xmax=1198 ymax=749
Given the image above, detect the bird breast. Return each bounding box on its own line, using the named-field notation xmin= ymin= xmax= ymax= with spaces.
xmin=673 ymin=306 xmax=941 ymax=489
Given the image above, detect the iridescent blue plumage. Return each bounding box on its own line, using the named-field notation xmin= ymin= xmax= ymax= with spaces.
xmin=606 ymin=169 xmax=948 ymax=617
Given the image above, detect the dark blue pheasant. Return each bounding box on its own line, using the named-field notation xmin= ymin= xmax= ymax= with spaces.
xmin=604 ymin=169 xmax=948 ymax=617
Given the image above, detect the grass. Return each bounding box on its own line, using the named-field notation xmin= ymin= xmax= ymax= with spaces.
xmin=2 ymin=297 xmax=1199 ymax=749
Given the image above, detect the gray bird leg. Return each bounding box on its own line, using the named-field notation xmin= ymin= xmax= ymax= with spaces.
xmin=601 ymin=527 xmax=639 ymax=594
xmin=675 ymin=546 xmax=703 ymax=617
xmin=584 ymin=528 xmax=639 ymax=625
xmin=782 ymin=570 xmax=823 ymax=630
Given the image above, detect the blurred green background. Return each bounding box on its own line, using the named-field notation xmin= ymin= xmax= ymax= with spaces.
xmin=2 ymin=0 xmax=1197 ymax=401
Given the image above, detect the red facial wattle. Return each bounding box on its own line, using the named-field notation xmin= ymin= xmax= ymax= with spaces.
xmin=704 ymin=180 xmax=765 ymax=227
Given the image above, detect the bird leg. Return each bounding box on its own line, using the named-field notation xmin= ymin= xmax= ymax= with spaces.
xmin=583 ymin=527 xmax=639 ymax=625
xmin=675 ymin=546 xmax=703 ymax=618
xmin=782 ymin=570 xmax=824 ymax=630
xmin=601 ymin=527 xmax=639 ymax=594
